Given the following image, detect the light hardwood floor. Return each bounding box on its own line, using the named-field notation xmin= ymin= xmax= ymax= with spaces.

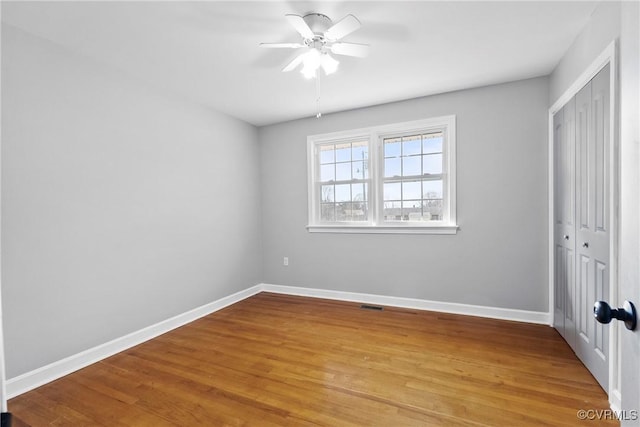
xmin=9 ymin=292 xmax=617 ymax=426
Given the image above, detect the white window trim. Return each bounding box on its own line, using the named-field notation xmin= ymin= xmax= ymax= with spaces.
xmin=307 ymin=116 xmax=458 ymax=234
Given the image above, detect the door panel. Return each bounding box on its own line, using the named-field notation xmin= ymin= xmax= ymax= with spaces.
xmin=566 ymin=247 xmax=575 ymax=337
xmin=575 ymin=64 xmax=610 ymax=390
xmin=562 ymin=99 xmax=576 ymax=349
xmin=554 ymin=245 xmax=565 ymax=330
xmin=553 ymin=103 xmax=577 ymax=348
xmin=593 ymin=88 xmax=607 ymax=232
xmin=594 ymin=260 xmax=608 ymax=360
xmin=576 ymin=84 xmax=590 ymax=231
xmin=554 ymin=64 xmax=610 ymax=392
xmin=577 ymin=254 xmax=590 ymax=344
xmin=553 ymin=107 xmax=565 ymax=335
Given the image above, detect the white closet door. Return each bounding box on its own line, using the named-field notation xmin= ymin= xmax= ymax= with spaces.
xmin=575 ymin=64 xmax=610 ymax=390
xmin=553 ymin=102 xmax=577 ymax=349
xmin=553 ymin=107 xmax=566 ymax=336
xmin=562 ymin=97 xmax=577 ymax=350
xmin=554 ymin=63 xmax=610 ymax=391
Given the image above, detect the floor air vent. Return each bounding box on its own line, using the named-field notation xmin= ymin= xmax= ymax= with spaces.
xmin=360 ymin=304 xmax=384 ymax=311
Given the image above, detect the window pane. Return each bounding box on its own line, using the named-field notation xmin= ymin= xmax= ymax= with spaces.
xmin=402 ymin=181 xmax=421 ymax=199
xmin=414 ymin=211 xmax=434 ymax=221
xmin=320 ymin=164 xmax=334 ymax=182
xmin=336 ymin=162 xmax=351 ymax=181
xmin=335 ymin=184 xmax=351 ymax=202
xmin=352 ymin=183 xmax=367 ymax=202
xmin=423 ymin=199 xmax=443 ymax=220
xmin=352 ymin=202 xmax=368 ymax=221
xmin=383 ymin=201 xmax=401 ymax=221
xmin=384 ymin=182 xmax=401 ymax=200
xmin=402 ymin=200 xmax=422 ymax=221
xmin=403 ymin=135 xmax=421 ymax=156
xmin=352 ymin=141 xmax=368 ymax=161
xmin=423 ymin=180 xmax=443 ymax=199
xmin=384 ymin=138 xmax=401 ymax=158
xmin=335 ymin=143 xmax=351 ymax=162
xmin=347 ymin=202 xmax=367 ymax=221
xmin=403 ymin=156 xmax=421 ymax=176
xmin=384 ymin=158 xmax=401 ymax=177
xmin=336 ymin=202 xmax=350 ymax=221
xmin=320 ymin=145 xmax=335 ymax=164
xmin=423 ymin=133 xmax=443 ymax=154
xmin=321 ymin=185 xmax=334 ymax=202
xmin=423 ymin=153 xmax=443 ymax=174
xmin=321 ymin=203 xmax=335 ymax=221
xmin=352 ymin=161 xmax=367 ymax=180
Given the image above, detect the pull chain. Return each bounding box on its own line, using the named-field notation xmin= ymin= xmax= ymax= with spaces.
xmin=315 ymin=70 xmax=322 ymax=118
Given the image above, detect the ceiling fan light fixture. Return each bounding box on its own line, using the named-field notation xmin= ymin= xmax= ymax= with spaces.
xmin=301 ymin=64 xmax=318 ymax=79
xmin=300 ymin=49 xmax=323 ymax=79
xmin=320 ymin=53 xmax=339 ymax=75
xmin=300 ymin=50 xmax=340 ymax=78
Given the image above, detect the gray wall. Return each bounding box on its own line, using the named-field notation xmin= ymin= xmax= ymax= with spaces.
xmin=1 ymin=25 xmax=262 ymax=378
xmin=259 ymin=77 xmax=549 ymax=312
xmin=549 ymin=1 xmax=621 ymax=104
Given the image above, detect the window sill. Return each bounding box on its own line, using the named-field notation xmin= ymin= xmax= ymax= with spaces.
xmin=306 ymin=224 xmax=459 ymax=235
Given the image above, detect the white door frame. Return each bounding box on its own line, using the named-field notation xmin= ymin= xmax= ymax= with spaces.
xmin=0 ymin=3 xmax=7 ymax=414
xmin=548 ymin=40 xmax=620 ymax=409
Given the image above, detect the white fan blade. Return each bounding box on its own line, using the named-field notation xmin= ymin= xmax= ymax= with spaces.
xmin=330 ymin=42 xmax=370 ymax=58
xmin=260 ymin=43 xmax=305 ymax=49
xmin=282 ymin=53 xmax=305 ymax=72
xmin=325 ymin=14 xmax=361 ymax=41
xmin=285 ymin=14 xmax=314 ymax=39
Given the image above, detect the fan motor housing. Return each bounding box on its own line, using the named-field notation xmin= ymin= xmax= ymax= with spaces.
xmin=303 ymin=13 xmax=333 ymax=35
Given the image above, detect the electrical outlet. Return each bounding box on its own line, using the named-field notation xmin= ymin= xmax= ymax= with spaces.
xmin=283 ymin=257 xmax=289 ymax=266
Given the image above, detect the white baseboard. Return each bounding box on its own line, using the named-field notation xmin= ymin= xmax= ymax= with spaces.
xmin=6 ymin=284 xmax=263 ymax=399
xmin=6 ymin=282 xmax=549 ymax=399
xmin=609 ymin=388 xmax=622 ymax=413
xmin=260 ymin=283 xmax=551 ymax=325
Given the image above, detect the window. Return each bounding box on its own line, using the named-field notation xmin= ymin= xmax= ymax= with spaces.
xmin=307 ymin=116 xmax=457 ymax=234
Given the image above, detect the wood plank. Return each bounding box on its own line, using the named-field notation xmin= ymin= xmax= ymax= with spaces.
xmin=9 ymin=293 xmax=618 ymax=426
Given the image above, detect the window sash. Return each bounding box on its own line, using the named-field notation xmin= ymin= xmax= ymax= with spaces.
xmin=379 ymin=129 xmax=448 ymax=223
xmin=313 ymin=138 xmax=371 ymax=224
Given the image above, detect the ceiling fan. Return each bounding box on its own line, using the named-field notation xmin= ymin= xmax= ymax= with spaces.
xmin=260 ymin=13 xmax=370 ymax=78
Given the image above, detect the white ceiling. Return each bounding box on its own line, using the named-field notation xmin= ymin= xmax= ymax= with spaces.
xmin=2 ymin=1 xmax=597 ymax=126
